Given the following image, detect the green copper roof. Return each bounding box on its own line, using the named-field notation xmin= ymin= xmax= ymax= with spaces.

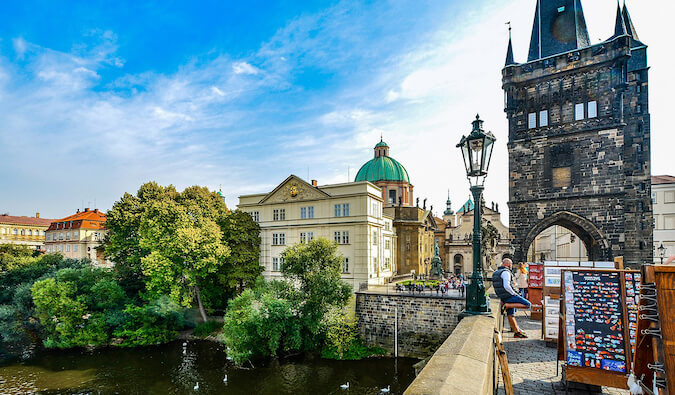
xmin=375 ymin=140 xmax=389 ymax=148
xmin=355 ymin=156 xmax=410 ymax=183
xmin=457 ymin=199 xmax=474 ymax=213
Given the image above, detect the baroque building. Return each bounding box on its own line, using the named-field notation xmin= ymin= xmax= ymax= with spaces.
xmin=0 ymin=213 xmax=54 ymax=251
xmin=238 ymin=175 xmax=396 ymax=290
xmin=652 ymin=175 xmax=675 ymax=262
xmin=45 ymin=208 xmax=109 ymax=265
xmin=504 ymin=0 xmax=652 ymax=267
xmin=355 ymin=139 xmax=436 ymax=277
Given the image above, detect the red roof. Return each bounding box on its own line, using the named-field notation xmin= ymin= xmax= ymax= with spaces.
xmin=652 ymin=175 xmax=675 ymax=185
xmin=47 ymin=209 xmax=107 ymax=231
xmin=0 ymin=214 xmax=54 ymax=227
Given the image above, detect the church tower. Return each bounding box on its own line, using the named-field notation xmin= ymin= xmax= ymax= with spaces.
xmin=503 ymin=1 xmax=651 ymax=266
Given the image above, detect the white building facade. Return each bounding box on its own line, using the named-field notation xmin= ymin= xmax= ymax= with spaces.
xmin=238 ymin=175 xmax=396 ymax=290
xmin=652 ymin=175 xmax=675 ymax=262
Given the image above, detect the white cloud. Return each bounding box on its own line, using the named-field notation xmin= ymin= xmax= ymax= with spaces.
xmin=232 ymin=61 xmax=260 ymax=75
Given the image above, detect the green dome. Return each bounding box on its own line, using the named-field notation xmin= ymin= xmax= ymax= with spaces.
xmin=355 ymin=156 xmax=410 ymax=183
xmin=375 ymin=140 xmax=389 ymax=148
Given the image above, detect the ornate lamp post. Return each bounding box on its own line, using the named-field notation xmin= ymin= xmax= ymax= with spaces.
xmin=658 ymin=243 xmax=666 ymax=265
xmin=457 ymin=114 xmax=496 ymax=315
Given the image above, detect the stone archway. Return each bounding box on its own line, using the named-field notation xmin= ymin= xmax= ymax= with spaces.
xmin=516 ymin=211 xmax=611 ymax=263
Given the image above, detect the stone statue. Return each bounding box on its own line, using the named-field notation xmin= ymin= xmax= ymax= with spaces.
xmin=429 ymin=239 xmax=444 ymax=280
xmin=416 ymin=197 xmax=420 ymax=207
xmin=423 ymin=198 xmax=427 ymax=210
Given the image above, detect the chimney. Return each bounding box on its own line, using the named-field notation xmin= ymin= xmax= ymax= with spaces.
xmin=36 ymin=212 xmax=40 ymax=218
xmin=311 ymin=180 xmax=318 ymax=187
xmin=77 ymin=209 xmax=80 ymax=213
xmin=94 ymin=209 xmax=98 ymax=213
xmin=84 ymin=208 xmax=90 ymax=212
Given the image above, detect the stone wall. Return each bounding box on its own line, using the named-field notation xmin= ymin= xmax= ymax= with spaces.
xmin=355 ymin=292 xmax=465 ymax=358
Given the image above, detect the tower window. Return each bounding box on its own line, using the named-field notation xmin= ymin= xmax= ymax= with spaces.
xmin=528 ymin=113 xmax=537 ymax=129
xmin=588 ymin=101 xmax=597 ymax=118
xmin=575 ymin=103 xmax=584 ymax=120
xmin=539 ymin=110 xmax=549 ymax=127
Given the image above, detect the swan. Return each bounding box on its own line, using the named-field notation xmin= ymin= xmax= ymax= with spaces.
xmin=223 ymin=375 xmax=228 ymax=383
xmin=340 ymin=382 xmax=350 ymax=390
xmin=183 ymin=342 xmax=187 ymax=347
xmin=381 ymin=385 xmax=390 ymax=393
xmin=194 ymin=382 xmax=199 ymax=390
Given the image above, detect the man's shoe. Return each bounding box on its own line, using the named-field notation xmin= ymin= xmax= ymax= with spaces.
xmin=514 ymin=331 xmax=528 ymax=338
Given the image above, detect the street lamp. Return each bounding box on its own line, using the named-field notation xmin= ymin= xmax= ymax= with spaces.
xmin=457 ymin=114 xmax=496 ymax=315
xmin=658 ymin=243 xmax=666 ymax=265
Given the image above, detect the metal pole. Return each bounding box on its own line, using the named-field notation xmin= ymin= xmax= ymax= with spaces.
xmin=465 ymin=185 xmax=489 ymax=314
xmin=394 ymin=306 xmax=398 ymax=358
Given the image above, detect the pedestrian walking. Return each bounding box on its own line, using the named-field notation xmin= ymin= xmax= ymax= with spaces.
xmin=492 ymin=258 xmax=531 ymax=338
xmin=515 ymin=262 xmax=529 ymax=299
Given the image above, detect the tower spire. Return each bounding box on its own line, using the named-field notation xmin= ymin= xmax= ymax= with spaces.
xmin=527 ymin=0 xmax=591 ymax=62
xmin=505 ymin=22 xmax=515 ymax=66
xmin=610 ymin=1 xmax=627 ymax=39
xmin=622 ymin=2 xmax=641 ymax=43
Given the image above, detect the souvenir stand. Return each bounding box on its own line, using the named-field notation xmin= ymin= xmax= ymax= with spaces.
xmin=557 ymin=268 xmax=641 ymax=390
xmin=632 ymin=264 xmax=674 ymax=394
xmin=528 ymin=263 xmax=543 ymax=321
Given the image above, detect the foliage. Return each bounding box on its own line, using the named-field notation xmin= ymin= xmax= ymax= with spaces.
xmin=112 ymin=297 xmax=185 ymax=347
xmin=0 ymin=244 xmax=35 ymax=271
xmin=105 ymin=182 xmax=262 ymax=318
xmin=281 ymin=238 xmax=352 ymax=348
xmin=0 ymin=253 xmax=87 ymax=357
xmin=321 ymin=340 xmax=386 ymax=360
xmin=221 ymin=239 xmax=351 ymax=365
xmin=193 ymin=320 xmax=224 ymax=338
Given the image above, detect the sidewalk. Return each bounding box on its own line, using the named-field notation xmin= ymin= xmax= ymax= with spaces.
xmin=497 ymin=314 xmax=629 ymax=395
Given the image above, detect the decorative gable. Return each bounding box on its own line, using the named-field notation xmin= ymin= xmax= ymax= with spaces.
xmin=259 ymin=175 xmax=330 ymax=204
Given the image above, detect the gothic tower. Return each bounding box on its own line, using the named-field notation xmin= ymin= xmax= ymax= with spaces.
xmin=503 ymin=1 xmax=651 ymax=266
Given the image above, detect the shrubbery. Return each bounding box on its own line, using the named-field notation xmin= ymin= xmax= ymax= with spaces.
xmin=193 ymin=320 xmax=224 ymax=338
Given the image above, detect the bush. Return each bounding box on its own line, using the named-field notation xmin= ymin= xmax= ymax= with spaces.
xmin=193 ymin=320 xmax=223 ymax=338
xmin=112 ymin=298 xmax=185 ymax=347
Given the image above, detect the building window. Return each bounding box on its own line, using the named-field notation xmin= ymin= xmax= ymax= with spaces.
xmin=59 ymin=233 xmax=64 ymax=240
xmin=636 ymin=104 xmax=642 ymax=113
xmin=385 ymin=239 xmax=391 ymax=250
xmin=385 ymin=257 xmax=391 ymax=269
xmin=334 ymin=204 xmax=341 ymax=217
xmin=272 ymin=233 xmax=286 ymax=245
xmin=249 ymin=211 xmax=260 ymax=222
xmin=66 ymin=232 xmax=71 ymax=240
xmin=637 ymin=201 xmax=644 ymax=211
xmin=528 ymin=112 xmax=537 ymax=129
xmin=308 ymin=206 xmax=314 ymax=218
xmin=588 ymin=101 xmax=598 ymax=118
xmin=385 ymin=221 xmax=391 ymax=231
xmin=300 ymin=232 xmax=314 ymax=243
xmin=334 ymin=231 xmax=349 ymax=244
xmin=342 ymin=231 xmax=349 ymax=244
xmin=389 ymin=189 xmax=397 ymax=204
xmin=343 ymin=258 xmax=350 ymax=273
xmin=539 ymin=110 xmax=548 ymax=127
xmin=20 ymin=229 xmax=25 ymax=236
xmin=372 ymin=230 xmax=377 ymax=245
xmin=665 ymin=215 xmax=675 ymax=230
xmin=575 ymin=103 xmax=584 ymax=120
xmin=65 ymin=245 xmax=70 ymax=252
xmin=273 ymin=209 xmax=286 ymax=221
xmin=665 ymin=191 xmax=675 ymax=204
xmin=59 ymin=245 xmax=64 ymax=252
xmin=13 ymin=228 xmax=17 ymax=235
xmin=372 ymin=257 xmax=377 ymax=273
xmin=272 ymin=257 xmax=281 ymax=272
xmin=334 ymin=232 xmax=341 ymax=243
xmin=636 ymin=84 xmax=641 ymax=93
xmin=342 ymin=204 xmax=350 ymax=216
xmin=300 ymin=207 xmax=306 ymax=219
xmin=73 ymin=245 xmax=78 ymax=252
xmin=300 ymin=207 xmax=314 ymax=219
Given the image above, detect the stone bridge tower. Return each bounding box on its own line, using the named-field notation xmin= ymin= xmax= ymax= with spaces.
xmin=503 ymin=0 xmax=652 ymax=267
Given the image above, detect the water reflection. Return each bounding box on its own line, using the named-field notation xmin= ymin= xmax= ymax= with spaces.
xmin=0 ymin=341 xmax=417 ymax=394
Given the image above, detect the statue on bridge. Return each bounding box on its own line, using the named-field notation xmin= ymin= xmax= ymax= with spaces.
xmin=429 ymin=239 xmax=444 ymax=280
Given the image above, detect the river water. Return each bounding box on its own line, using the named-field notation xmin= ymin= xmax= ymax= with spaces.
xmin=0 ymin=341 xmax=418 ymax=394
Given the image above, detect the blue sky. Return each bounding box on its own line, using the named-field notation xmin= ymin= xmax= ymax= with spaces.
xmin=0 ymin=0 xmax=672 ymax=220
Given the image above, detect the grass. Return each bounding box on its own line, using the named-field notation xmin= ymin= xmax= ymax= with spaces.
xmin=193 ymin=320 xmax=224 ymax=338
xmin=397 ymin=280 xmax=442 ymax=287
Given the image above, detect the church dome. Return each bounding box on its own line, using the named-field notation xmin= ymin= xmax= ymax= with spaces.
xmin=355 ymin=140 xmax=410 ymax=183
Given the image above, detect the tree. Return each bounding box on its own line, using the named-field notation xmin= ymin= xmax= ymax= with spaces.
xmin=138 ymin=197 xmax=230 ymax=322
xmin=281 ymin=238 xmax=352 ymax=348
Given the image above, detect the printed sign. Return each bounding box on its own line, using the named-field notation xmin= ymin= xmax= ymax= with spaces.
xmin=563 ymin=271 xmax=627 ymax=373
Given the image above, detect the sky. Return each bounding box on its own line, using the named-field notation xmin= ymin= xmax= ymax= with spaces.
xmin=0 ymin=0 xmax=672 ymax=221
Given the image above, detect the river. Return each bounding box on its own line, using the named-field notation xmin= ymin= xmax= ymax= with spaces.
xmin=0 ymin=341 xmax=418 ymax=394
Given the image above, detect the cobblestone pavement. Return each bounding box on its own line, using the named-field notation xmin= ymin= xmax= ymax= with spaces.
xmin=497 ymin=313 xmax=629 ymax=395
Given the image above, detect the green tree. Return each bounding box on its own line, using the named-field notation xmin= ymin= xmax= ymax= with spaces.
xmin=138 ymin=198 xmax=230 ymax=322
xmin=281 ymin=238 xmax=351 ymax=347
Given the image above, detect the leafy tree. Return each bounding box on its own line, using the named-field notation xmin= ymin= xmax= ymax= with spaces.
xmin=138 ymin=197 xmax=230 ymax=322
xmin=281 ymin=238 xmax=351 ymax=348
xmin=112 ymin=297 xmax=185 ymax=347
xmin=104 ymin=183 xmax=178 ymax=299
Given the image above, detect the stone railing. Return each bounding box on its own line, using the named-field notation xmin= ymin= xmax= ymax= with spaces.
xmin=404 ymin=300 xmax=499 ymax=395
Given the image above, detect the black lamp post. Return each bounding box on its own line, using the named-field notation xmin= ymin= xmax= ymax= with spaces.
xmin=658 ymin=243 xmax=666 ymax=265
xmin=457 ymin=114 xmax=496 ymax=315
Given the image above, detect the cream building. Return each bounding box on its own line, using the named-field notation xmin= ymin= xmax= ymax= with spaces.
xmin=45 ymin=208 xmax=109 ymax=266
xmin=653 ymin=175 xmax=675 ymax=262
xmin=527 ymin=225 xmax=588 ymax=263
xmin=0 ymin=213 xmax=54 ymax=251
xmin=238 ymin=175 xmax=396 ymax=290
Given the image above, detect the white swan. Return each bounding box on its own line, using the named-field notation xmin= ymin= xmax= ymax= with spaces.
xmin=340 ymin=382 xmax=350 ymax=390
xmin=194 ymin=382 xmax=199 ymax=390
xmin=381 ymin=385 xmax=390 ymax=393
xmin=223 ymin=374 xmax=228 ymax=383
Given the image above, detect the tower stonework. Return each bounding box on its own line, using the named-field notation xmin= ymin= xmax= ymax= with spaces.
xmin=504 ymin=2 xmax=652 ymax=267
